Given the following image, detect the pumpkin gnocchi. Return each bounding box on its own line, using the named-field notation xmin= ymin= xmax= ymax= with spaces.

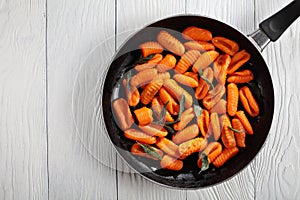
xmin=112 ymin=27 xmax=260 ymax=172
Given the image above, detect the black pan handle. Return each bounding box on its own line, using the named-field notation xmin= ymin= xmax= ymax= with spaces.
xmin=259 ymin=0 xmax=300 ymax=41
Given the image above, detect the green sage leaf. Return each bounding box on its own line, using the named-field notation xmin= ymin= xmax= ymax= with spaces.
xmin=247 ymin=82 xmax=262 ymax=100
xmin=152 ymin=108 xmax=159 ymax=120
xmin=137 ymin=142 xmax=162 ymax=160
xmin=178 ymin=94 xmax=186 ymax=119
xmin=247 ymin=82 xmax=264 ymax=116
xmin=198 ymin=68 xmax=214 ymax=89
xmin=158 ymin=101 xmax=169 ymax=124
xmin=193 ymin=104 xmax=203 ymax=118
xmin=201 ymin=153 xmax=209 ymax=171
xmin=138 ymin=54 xmax=155 ymax=64
xmin=165 ymin=94 xmax=186 ymax=126
xmin=198 ymin=68 xmax=204 ymax=77
xmin=126 ymin=54 xmax=155 ymax=71
xmin=200 ymin=154 xmax=209 ymax=172
xmin=228 ymin=126 xmax=244 ymax=133
xmin=202 ymin=76 xmax=214 ymax=89
xmin=126 ymin=71 xmax=132 ymax=91
xmin=164 ymin=125 xmax=176 ymax=135
xmin=165 ymin=120 xmax=178 ymax=126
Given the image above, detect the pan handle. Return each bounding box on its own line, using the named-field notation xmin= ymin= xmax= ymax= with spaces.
xmin=249 ymin=0 xmax=300 ymax=51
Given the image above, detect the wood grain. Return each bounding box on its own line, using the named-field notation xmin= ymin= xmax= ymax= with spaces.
xmin=47 ymin=0 xmax=117 ymax=199
xmin=254 ymin=0 xmax=300 ymax=199
xmin=116 ymin=0 xmax=186 ymax=199
xmin=186 ymin=0 xmax=255 ymax=199
xmin=1 ymin=0 xmax=300 ymax=198
xmin=0 ymin=0 xmax=48 ymax=199
xmin=186 ymin=0 xmax=255 ymax=34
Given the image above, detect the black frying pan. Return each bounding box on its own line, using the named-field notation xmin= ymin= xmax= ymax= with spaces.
xmin=102 ymin=0 xmax=300 ymax=189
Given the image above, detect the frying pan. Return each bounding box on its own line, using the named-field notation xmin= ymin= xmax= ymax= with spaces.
xmin=102 ymin=0 xmax=300 ymax=189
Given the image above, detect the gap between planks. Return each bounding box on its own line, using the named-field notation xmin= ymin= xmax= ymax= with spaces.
xmin=45 ymin=0 xmax=50 ymax=198
xmin=115 ymin=0 xmax=119 ymax=199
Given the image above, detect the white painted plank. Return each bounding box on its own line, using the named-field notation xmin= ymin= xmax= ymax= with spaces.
xmin=117 ymin=0 xmax=186 ymax=46
xmin=116 ymin=0 xmax=186 ymax=199
xmin=254 ymin=0 xmax=300 ymax=199
xmin=0 ymin=0 xmax=47 ymax=199
xmin=186 ymin=0 xmax=255 ymax=34
xmin=47 ymin=0 xmax=117 ymax=199
xmin=186 ymin=0 xmax=255 ymax=199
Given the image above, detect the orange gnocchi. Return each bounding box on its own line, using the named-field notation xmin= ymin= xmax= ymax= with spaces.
xmin=112 ymin=27 xmax=260 ymax=172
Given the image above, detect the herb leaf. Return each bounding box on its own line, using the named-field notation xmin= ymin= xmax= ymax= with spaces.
xmin=202 ymin=76 xmax=215 ymax=89
xmin=158 ymin=101 xmax=169 ymax=124
xmin=138 ymin=54 xmax=155 ymax=64
xmin=178 ymin=94 xmax=185 ymax=118
xmin=164 ymin=94 xmax=185 ymax=126
xmin=200 ymin=154 xmax=209 ymax=173
xmin=165 ymin=121 xmax=178 ymax=126
xmin=152 ymin=108 xmax=159 ymax=120
xmin=247 ymin=82 xmax=262 ymax=100
xmin=126 ymin=54 xmax=155 ymax=71
xmin=193 ymin=104 xmax=203 ymax=118
xmin=198 ymin=68 xmax=214 ymax=89
xmin=198 ymin=68 xmax=204 ymax=76
xmin=164 ymin=125 xmax=176 ymax=135
xmin=228 ymin=126 xmax=244 ymax=133
xmin=137 ymin=142 xmax=162 ymax=160
xmin=247 ymin=82 xmax=264 ymax=115
xmin=247 ymin=82 xmax=263 ymax=104
xmin=201 ymin=154 xmax=209 ymax=172
xmin=126 ymin=71 xmax=132 ymax=91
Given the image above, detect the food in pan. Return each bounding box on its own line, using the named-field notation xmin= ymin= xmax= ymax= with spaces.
xmin=112 ymin=26 xmax=260 ymax=172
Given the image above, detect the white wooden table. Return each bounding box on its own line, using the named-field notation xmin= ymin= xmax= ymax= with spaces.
xmin=1 ymin=0 xmax=300 ymax=199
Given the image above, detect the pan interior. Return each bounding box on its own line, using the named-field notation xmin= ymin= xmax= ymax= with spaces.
xmin=102 ymin=16 xmax=274 ymax=188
